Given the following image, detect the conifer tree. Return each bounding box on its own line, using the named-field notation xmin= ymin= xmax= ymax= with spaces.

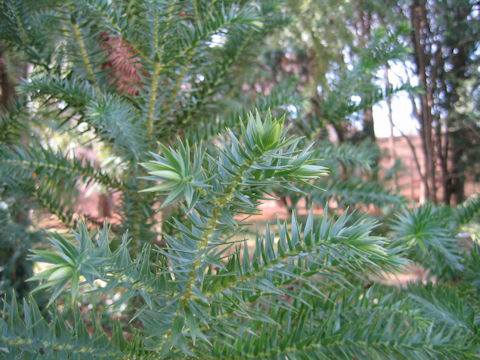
xmin=0 ymin=1 xmax=479 ymax=359
xmin=0 ymin=0 xmax=293 ymax=243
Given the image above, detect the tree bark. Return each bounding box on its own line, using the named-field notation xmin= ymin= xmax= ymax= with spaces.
xmin=443 ymin=3 xmax=472 ymax=204
xmin=411 ymin=0 xmax=437 ymax=203
xmin=362 ymin=108 xmax=375 ymax=141
xmin=0 ymin=48 xmax=15 ymax=109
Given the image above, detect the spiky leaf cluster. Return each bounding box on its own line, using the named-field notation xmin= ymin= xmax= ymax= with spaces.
xmin=2 ymin=115 xmax=479 ymax=359
xmin=0 ymin=0 xmax=293 ymax=242
xmin=0 ymin=1 xmax=479 ymax=359
xmin=389 ymin=198 xmax=480 ymax=280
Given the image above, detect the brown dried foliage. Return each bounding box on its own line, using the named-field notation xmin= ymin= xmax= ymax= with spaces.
xmin=100 ymin=33 xmax=145 ymax=96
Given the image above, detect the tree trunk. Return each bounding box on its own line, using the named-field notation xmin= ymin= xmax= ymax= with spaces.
xmin=411 ymin=0 xmax=437 ymax=203
xmin=0 ymin=48 xmax=15 ymax=109
xmin=451 ymin=142 xmax=465 ymax=204
xmin=362 ymin=108 xmax=375 ymax=141
xmin=441 ymin=3 xmax=471 ymax=205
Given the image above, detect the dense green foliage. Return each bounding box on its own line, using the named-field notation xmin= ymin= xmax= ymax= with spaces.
xmin=0 ymin=189 xmax=44 ymax=298
xmin=0 ymin=0 xmax=295 ymax=243
xmin=0 ymin=0 xmax=479 ymax=359
xmin=1 ymin=114 xmax=479 ymax=358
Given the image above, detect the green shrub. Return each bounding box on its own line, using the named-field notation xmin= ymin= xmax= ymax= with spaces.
xmin=1 ymin=114 xmax=479 ymax=359
xmin=0 ymin=1 xmax=479 ymax=359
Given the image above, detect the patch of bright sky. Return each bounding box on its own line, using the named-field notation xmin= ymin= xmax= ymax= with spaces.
xmin=373 ymin=61 xmax=419 ymax=138
xmin=209 ymin=30 xmax=228 ymax=47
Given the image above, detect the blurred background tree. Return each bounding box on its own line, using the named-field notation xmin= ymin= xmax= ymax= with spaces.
xmin=239 ymin=0 xmax=479 ymax=204
xmin=406 ymin=0 xmax=480 ymax=204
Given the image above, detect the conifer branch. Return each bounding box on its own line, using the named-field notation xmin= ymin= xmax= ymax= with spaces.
xmin=70 ymin=19 xmax=100 ymax=92
xmin=181 ymin=158 xmax=256 ymax=303
xmin=181 ymin=29 xmax=255 ymax=127
xmin=208 ymin=0 xmax=218 ymax=14
xmin=83 ymin=0 xmax=151 ymax=64
xmin=159 ymin=4 xmax=247 ymax=124
xmin=34 ymin=189 xmax=74 ymax=226
xmin=0 ymin=156 xmax=127 ymax=193
xmin=147 ymin=91 xmax=158 ymax=139
xmin=147 ymin=2 xmax=176 ymax=137
xmin=10 ymin=1 xmax=28 ymax=44
xmin=193 ymin=0 xmax=199 ymax=23
xmin=1 ymin=1 xmax=478 ymax=358
xmin=160 ymin=52 xmax=194 ymax=121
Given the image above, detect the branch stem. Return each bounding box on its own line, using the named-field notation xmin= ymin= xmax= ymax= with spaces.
xmin=71 ymin=22 xmax=99 ymax=92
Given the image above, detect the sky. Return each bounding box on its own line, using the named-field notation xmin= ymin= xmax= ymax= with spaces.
xmin=373 ymin=92 xmax=418 ymax=138
xmin=372 ymin=62 xmax=419 ymax=138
